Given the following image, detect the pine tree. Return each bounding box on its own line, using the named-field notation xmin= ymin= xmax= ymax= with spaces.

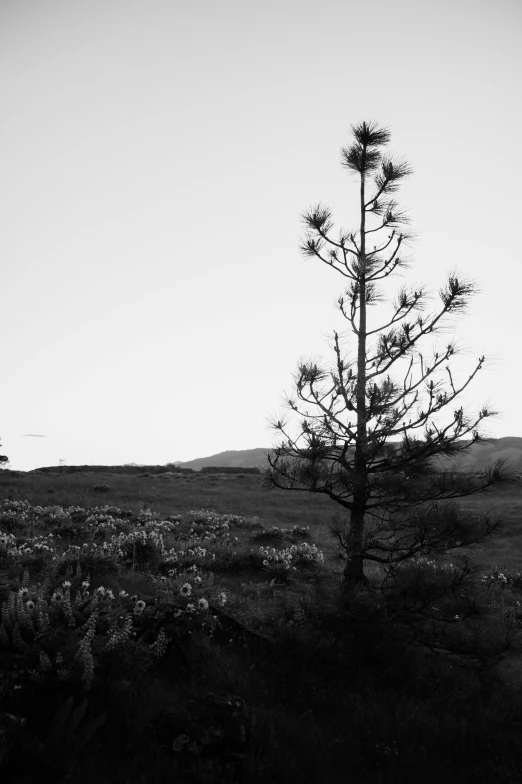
xmin=266 ymin=121 xmax=512 ymax=591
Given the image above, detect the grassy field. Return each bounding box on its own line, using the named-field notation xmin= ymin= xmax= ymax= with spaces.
xmin=0 ymin=469 xmax=342 ymax=525
xmin=1 ymin=468 xmax=522 ymax=783
xmin=2 ymin=468 xmax=521 ymax=579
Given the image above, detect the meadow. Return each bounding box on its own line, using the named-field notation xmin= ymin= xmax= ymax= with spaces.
xmin=1 ymin=467 xmax=522 ymax=783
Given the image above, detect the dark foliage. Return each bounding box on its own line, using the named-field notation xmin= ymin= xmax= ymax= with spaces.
xmin=266 ymin=120 xmax=517 ymax=591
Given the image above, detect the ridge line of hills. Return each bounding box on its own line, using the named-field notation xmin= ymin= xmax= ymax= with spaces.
xmin=19 ymin=436 xmax=522 ymax=475
xmin=173 ymin=438 xmax=522 ymax=473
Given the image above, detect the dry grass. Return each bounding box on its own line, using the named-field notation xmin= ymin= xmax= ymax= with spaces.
xmin=2 ymin=468 xmax=521 ymax=580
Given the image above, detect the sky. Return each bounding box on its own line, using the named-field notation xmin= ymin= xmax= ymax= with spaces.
xmin=1 ymin=0 xmax=521 ymax=472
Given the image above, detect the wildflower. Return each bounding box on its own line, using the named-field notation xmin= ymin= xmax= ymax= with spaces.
xmin=18 ymin=588 xmax=30 ymax=599
xmin=25 ymin=600 xmax=36 ymax=611
xmin=217 ymin=592 xmax=227 ymax=607
xmin=173 ymin=734 xmax=188 ymax=752
xmin=119 ymin=590 xmax=128 ymax=598
xmin=198 ymin=598 xmax=209 ymax=611
xmin=134 ymin=600 xmax=146 ymax=612
xmin=180 ymin=583 xmax=192 ymax=597
xmin=173 ymin=608 xmax=182 ymax=618
xmin=186 ymin=603 xmax=195 ymax=613
xmin=194 ymin=576 xmax=202 ymax=585
xmin=263 ymin=560 xmax=269 ymax=566
xmin=62 ymin=581 xmax=72 ymax=588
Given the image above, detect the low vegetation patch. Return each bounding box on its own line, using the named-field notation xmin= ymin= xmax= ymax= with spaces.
xmin=252 ymin=524 xmax=311 ymax=543
xmin=0 ymin=486 xmax=521 ymax=783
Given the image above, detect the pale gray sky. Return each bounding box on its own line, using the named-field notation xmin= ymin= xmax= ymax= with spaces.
xmin=1 ymin=0 xmax=520 ymax=471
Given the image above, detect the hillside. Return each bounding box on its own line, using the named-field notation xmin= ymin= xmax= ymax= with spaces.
xmin=433 ymin=436 xmax=522 ymax=472
xmin=175 ymin=437 xmax=522 ymax=473
xmin=174 ymin=448 xmax=272 ymax=472
xmin=21 ymin=437 xmax=522 ymax=475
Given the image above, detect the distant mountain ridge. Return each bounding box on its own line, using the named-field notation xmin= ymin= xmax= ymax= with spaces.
xmin=433 ymin=436 xmax=522 ymax=472
xmin=23 ymin=437 xmax=522 ymax=475
xmin=174 ymin=448 xmax=271 ymax=472
xmin=176 ymin=438 xmax=522 ymax=473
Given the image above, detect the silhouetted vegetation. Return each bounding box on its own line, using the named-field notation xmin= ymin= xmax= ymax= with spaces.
xmin=32 ymin=464 xmax=196 ymax=476
xmin=266 ymin=122 xmax=515 ymax=596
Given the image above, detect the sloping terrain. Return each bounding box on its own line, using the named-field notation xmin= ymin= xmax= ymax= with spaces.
xmin=22 ymin=437 xmax=522 ymax=475
xmin=175 ymin=437 xmax=522 ymax=473
xmin=434 ymin=437 xmax=522 ymax=472
xmin=174 ymin=447 xmax=273 ymax=471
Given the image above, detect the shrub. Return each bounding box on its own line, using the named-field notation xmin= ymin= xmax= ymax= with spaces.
xmin=253 ymin=525 xmax=311 ymax=544
xmin=259 ymin=542 xmax=325 ymax=572
xmin=54 ymin=553 xmax=122 ymax=578
xmin=121 ymin=537 xmax=161 ymax=570
xmin=92 ymin=484 xmax=110 ymax=494
xmin=0 ymin=563 xmax=221 ymax=701
xmin=253 ymin=527 xmax=286 ymax=543
xmin=0 ymin=500 xmax=32 ymax=533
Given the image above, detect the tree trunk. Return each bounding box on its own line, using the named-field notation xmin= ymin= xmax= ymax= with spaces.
xmin=342 ymin=507 xmax=368 ymax=588
xmin=342 ymin=151 xmax=369 ymax=592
